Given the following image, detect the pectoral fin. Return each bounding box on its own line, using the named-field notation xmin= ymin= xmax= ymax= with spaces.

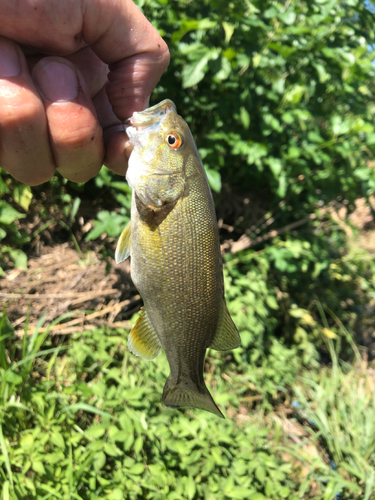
xmin=209 ymin=303 xmax=241 ymax=351
xmin=128 ymin=308 xmax=162 ymax=360
xmin=115 ymin=221 xmax=131 ymax=264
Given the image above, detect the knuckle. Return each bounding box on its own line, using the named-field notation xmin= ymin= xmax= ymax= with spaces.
xmin=155 ymin=40 xmax=170 ymax=70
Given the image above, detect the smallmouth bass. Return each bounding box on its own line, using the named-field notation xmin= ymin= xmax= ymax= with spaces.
xmin=116 ymin=100 xmax=240 ymax=418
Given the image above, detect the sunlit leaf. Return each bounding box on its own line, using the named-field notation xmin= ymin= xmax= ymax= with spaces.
xmin=0 ymin=201 xmax=25 ymax=225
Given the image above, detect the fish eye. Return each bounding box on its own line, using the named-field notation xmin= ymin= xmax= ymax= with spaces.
xmin=166 ymin=132 xmax=182 ymax=149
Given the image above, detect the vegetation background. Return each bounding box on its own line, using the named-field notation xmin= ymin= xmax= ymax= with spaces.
xmin=1 ymin=0 xmax=375 ymax=498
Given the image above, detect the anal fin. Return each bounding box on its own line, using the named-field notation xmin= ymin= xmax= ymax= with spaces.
xmin=209 ymin=303 xmax=241 ymax=351
xmin=128 ymin=307 xmax=161 ymax=360
xmin=115 ymin=221 xmax=131 ymax=264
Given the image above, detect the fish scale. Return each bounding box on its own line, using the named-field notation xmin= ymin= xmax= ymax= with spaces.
xmin=116 ymin=99 xmax=240 ymax=417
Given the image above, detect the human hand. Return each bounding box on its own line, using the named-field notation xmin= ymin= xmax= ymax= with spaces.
xmin=0 ymin=0 xmax=169 ymax=185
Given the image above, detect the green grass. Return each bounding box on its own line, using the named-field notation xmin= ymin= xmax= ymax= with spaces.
xmin=0 ymin=310 xmax=374 ymax=500
xmin=293 ymin=354 xmax=375 ymax=499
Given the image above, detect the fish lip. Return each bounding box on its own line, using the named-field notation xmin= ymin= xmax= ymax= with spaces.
xmin=123 ymin=99 xmax=176 ymax=132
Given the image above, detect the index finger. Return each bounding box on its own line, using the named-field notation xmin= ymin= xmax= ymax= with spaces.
xmin=84 ymin=0 xmax=170 ymax=119
xmin=0 ymin=0 xmax=170 ymax=120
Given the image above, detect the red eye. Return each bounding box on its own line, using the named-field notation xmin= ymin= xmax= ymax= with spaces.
xmin=166 ymin=132 xmax=182 ymax=149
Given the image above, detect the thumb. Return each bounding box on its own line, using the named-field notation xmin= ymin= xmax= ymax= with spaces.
xmin=82 ymin=0 xmax=170 ymax=119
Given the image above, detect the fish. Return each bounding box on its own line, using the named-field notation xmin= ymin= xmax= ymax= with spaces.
xmin=116 ymin=99 xmax=240 ymax=418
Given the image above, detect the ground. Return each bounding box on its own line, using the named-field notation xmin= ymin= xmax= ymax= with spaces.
xmin=0 ymin=244 xmax=136 ymax=337
xmin=1 ymin=196 xmax=375 ymax=337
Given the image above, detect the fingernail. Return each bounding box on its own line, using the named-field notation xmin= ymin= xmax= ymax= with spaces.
xmin=34 ymin=60 xmax=79 ymax=101
xmin=0 ymin=40 xmax=21 ymax=77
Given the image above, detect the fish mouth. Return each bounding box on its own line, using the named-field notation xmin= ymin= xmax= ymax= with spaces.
xmin=124 ymin=99 xmax=176 ymax=129
xmin=124 ymin=99 xmax=177 ymax=147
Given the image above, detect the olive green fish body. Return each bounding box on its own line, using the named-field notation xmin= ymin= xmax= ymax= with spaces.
xmin=116 ymin=100 xmax=240 ymax=417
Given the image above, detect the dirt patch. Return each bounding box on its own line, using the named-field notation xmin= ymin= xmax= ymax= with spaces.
xmin=0 ymin=244 xmax=140 ymax=336
xmin=328 ymin=196 xmax=375 ymax=252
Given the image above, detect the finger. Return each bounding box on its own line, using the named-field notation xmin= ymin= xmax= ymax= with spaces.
xmin=0 ymin=0 xmax=170 ymax=119
xmin=92 ymin=86 xmax=128 ymax=177
xmin=104 ymin=130 xmax=131 ymax=177
xmin=32 ymin=57 xmax=104 ymax=182
xmin=65 ymin=47 xmax=108 ymax=98
xmin=26 ymin=46 xmax=110 ymax=100
xmin=84 ymin=0 xmax=170 ymax=118
xmin=0 ymin=36 xmax=55 ymax=185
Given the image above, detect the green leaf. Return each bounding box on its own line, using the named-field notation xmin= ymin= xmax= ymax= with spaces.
xmin=69 ymin=197 xmax=81 ymax=223
xmin=110 ymin=430 xmax=129 ymax=442
xmin=222 ymin=21 xmax=235 ymax=43
xmin=215 ymin=56 xmax=232 ymax=80
xmin=266 ymin=295 xmax=278 ymax=310
xmin=110 ymin=489 xmax=124 ymax=500
xmin=13 ymin=185 xmax=33 ymax=211
xmin=133 ymin=436 xmax=143 ymax=454
xmin=172 ymin=18 xmax=217 ymax=44
xmin=104 ymin=442 xmax=122 ymax=457
xmin=279 ymin=11 xmax=296 ymax=25
xmin=85 ymin=425 xmax=106 ymax=439
xmin=9 ymin=249 xmax=27 ymax=270
xmin=277 ymin=174 xmax=287 ymax=198
xmin=283 ymin=85 xmax=305 ymax=104
xmin=128 ymin=463 xmax=144 ymax=475
xmin=44 ymin=452 xmax=64 ymax=465
xmin=50 ymin=431 xmax=65 ymax=449
xmin=240 ymin=107 xmax=250 ymax=129
xmin=267 ymin=158 xmax=282 ymax=177
xmin=331 ymin=115 xmax=350 ymax=136
xmin=64 ymin=403 xmax=114 ymax=419
xmin=249 ymin=494 xmax=267 ymax=500
xmin=0 ymin=425 xmax=13 ymax=488
xmin=2 ymin=481 xmax=10 ymax=500
xmin=85 ymin=211 xmax=129 ymax=241
xmin=94 ymin=451 xmax=106 ymax=472
xmin=255 ymin=465 xmax=266 ymax=483
xmin=0 ymin=201 xmax=25 ymax=224
xmin=185 ymin=477 xmax=196 ymax=499
xmin=32 ymin=461 xmax=46 ymax=475
xmin=205 ymin=168 xmax=222 ymax=193
xmin=4 ymin=370 xmax=22 ymax=385
xmin=230 ymin=487 xmax=256 ymax=499
xmin=182 ymin=47 xmax=220 ymax=88
xmin=20 ymin=433 xmax=34 ymax=449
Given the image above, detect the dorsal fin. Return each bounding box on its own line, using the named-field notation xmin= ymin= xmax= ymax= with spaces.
xmin=209 ymin=303 xmax=241 ymax=351
xmin=128 ymin=308 xmax=162 ymax=360
xmin=115 ymin=221 xmax=131 ymax=263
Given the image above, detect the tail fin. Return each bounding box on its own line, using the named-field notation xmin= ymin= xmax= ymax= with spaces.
xmin=162 ymin=378 xmax=224 ymax=418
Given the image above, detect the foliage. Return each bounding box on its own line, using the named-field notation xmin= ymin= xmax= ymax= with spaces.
xmin=0 ymin=171 xmax=31 ymax=274
xmin=0 ymin=165 xmax=132 ymax=271
xmin=2 ymin=312 xmax=372 ymax=500
xmin=293 ymin=349 xmax=375 ymax=500
xmin=1 ymin=0 xmax=375 ymax=356
xmin=84 ymin=167 xmax=131 ymax=242
xmin=0 ymin=316 xmax=297 ymax=500
xmin=1 ymin=1 xmax=375 ymax=499
xmin=134 ymin=0 xmax=375 ymax=355
xmin=144 ymin=0 xmax=375 ymax=202
xmin=222 ymin=232 xmax=375 ymax=367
